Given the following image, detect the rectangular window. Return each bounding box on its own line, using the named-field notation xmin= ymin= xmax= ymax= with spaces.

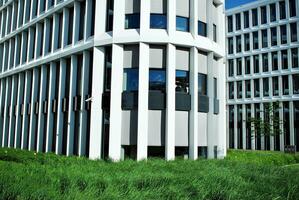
xmin=254 ymin=55 xmax=259 ymax=73
xmin=228 ymin=37 xmax=233 ymax=54
xmin=237 ymin=58 xmax=242 ymax=76
xmin=150 ymin=14 xmax=167 ymax=29
xmin=270 ymin=3 xmax=276 ymax=22
xmin=272 ymin=52 xmax=278 ymax=70
xmin=125 ymin=13 xmax=140 ymax=29
xmin=280 ymin=25 xmax=287 ymax=44
xmin=262 ymin=53 xmax=269 ymax=72
xmin=67 ymin=7 xmax=74 ymax=45
xmin=176 ymin=70 xmax=189 ymax=93
xmin=245 ymin=56 xmax=250 ymax=75
xmin=48 ymin=0 xmax=54 ymax=9
xmin=245 ymin=80 xmax=251 ymax=98
xmin=236 ymin=13 xmax=241 ymax=30
xmin=176 ymin=16 xmax=189 ymax=32
xmin=262 ymin=29 xmax=268 ymax=48
xmin=229 ymin=105 xmax=234 ymax=148
xmin=124 ymin=68 xmax=139 ymax=91
xmin=273 ymin=77 xmax=279 ymax=96
xmin=263 ymin=78 xmax=269 ymax=97
xmin=149 ymin=69 xmax=166 ymax=92
xmin=282 ymin=75 xmax=289 ymax=95
xmin=291 ymin=23 xmax=297 ymax=42
xmin=198 ymin=21 xmax=207 ymax=37
xmin=279 ymin=1 xmax=286 ymax=19
xmin=271 ymin=27 xmax=277 ymax=46
xmin=79 ymin=1 xmax=86 ymax=40
xmin=244 ymin=33 xmax=250 ymax=51
xmin=254 ymin=79 xmax=260 ymax=97
xmin=236 ymin=35 xmax=241 ymax=53
xmin=198 ymin=73 xmax=207 ymax=96
xmin=228 ymin=82 xmax=234 ymax=99
xmin=227 ymin=15 xmax=233 ymax=32
xmin=57 ymin=12 xmax=63 ymax=49
xmin=244 ymin=11 xmax=249 ymax=28
xmin=261 ymin=6 xmax=267 ymax=24
xmin=281 ymin=50 xmax=288 ymax=70
xmin=228 ymin=59 xmax=234 ymax=77
xmin=237 ymin=81 xmax=242 ymax=99
xmin=104 ymin=46 xmax=112 ymax=91
xmin=289 ymin=0 xmax=297 ymax=17
xmin=252 ymin=9 xmax=258 ymax=26
xmin=213 ymin=24 xmax=217 ymax=42
xmin=293 ymin=74 xmax=299 ymax=94
xmin=106 ymin=0 xmax=114 ymax=32
xmin=214 ymin=78 xmax=217 ymax=98
xmin=253 ymin=31 xmax=259 ymax=49
xmin=292 ymin=48 xmax=298 ymax=68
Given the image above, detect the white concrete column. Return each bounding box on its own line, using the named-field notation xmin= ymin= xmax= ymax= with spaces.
xmin=190 ymin=0 xmax=198 ymax=37
xmin=251 ymin=103 xmax=256 ymax=150
xmin=21 ymin=71 xmax=32 ymax=149
xmin=28 ymin=68 xmax=40 ymax=151
xmin=73 ymin=1 xmax=80 ymax=43
xmin=37 ymin=65 xmax=48 ymax=152
xmin=167 ymin=0 xmax=176 ymax=36
xmin=93 ymin=0 xmax=106 ymax=39
xmin=189 ymin=47 xmax=198 ymax=160
xmin=45 ymin=62 xmax=57 ymax=153
xmin=165 ymin=43 xmax=176 ymax=160
xmin=137 ymin=43 xmax=149 ymax=161
xmin=66 ymin=55 xmax=78 ymax=156
xmin=0 ymin=79 xmax=5 ymax=145
xmin=109 ymin=44 xmax=124 ymax=161
xmin=242 ymin=104 xmax=246 ymax=149
xmin=89 ymin=47 xmax=105 ymax=159
xmin=112 ymin=0 xmax=125 ymax=34
xmin=79 ymin=51 xmax=91 ymax=156
xmin=279 ymin=101 xmax=284 ymax=151
xmin=289 ymin=101 xmax=295 ymax=145
xmin=2 ymin=78 xmax=11 ymax=147
xmin=140 ymin=0 xmax=150 ymax=36
xmin=260 ymin=103 xmax=265 ymax=150
xmin=56 ymin=59 xmax=67 ymax=154
xmin=8 ymin=75 xmax=17 ymax=147
xmin=207 ymin=52 xmax=215 ymax=158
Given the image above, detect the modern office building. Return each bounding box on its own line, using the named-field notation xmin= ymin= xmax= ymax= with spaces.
xmin=0 ymin=0 xmax=226 ymax=161
xmin=226 ymin=0 xmax=299 ymax=151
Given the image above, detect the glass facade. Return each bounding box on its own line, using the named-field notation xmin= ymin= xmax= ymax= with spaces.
xmin=176 ymin=16 xmax=189 ymax=32
xmin=254 ymin=79 xmax=260 ymax=97
xmin=282 ymin=75 xmax=289 ymax=95
xmin=244 ymin=11 xmax=249 ymax=28
xmin=228 ymin=59 xmax=234 ymax=77
xmin=245 ymin=80 xmax=251 ymax=98
xmin=244 ymin=33 xmax=250 ymax=51
xmin=237 ymin=58 xmax=242 ymax=76
xmin=125 ymin=13 xmax=140 ymax=29
xmin=279 ymin=1 xmax=286 ymax=20
xmin=237 ymin=81 xmax=242 ymax=99
xmin=228 ymin=15 xmax=233 ymax=32
xmin=272 ymin=76 xmax=279 ymax=96
xmin=291 ymin=22 xmax=297 ymax=42
xmin=236 ymin=35 xmax=241 ymax=53
xmin=262 ymin=29 xmax=268 ymax=48
xmin=263 ymin=78 xmax=269 ymax=97
xmin=236 ymin=13 xmax=241 ymax=30
xmin=176 ymin=70 xmax=189 ymax=93
xmin=261 ymin=6 xmax=267 ymax=24
xmin=228 ymin=37 xmax=233 ymax=54
xmin=281 ymin=50 xmax=288 ymax=70
xmin=271 ymin=27 xmax=277 ymax=46
xmin=262 ymin=53 xmax=269 ymax=72
xmin=198 ymin=73 xmax=207 ymax=96
xmin=198 ymin=21 xmax=207 ymax=37
xmin=150 ymin=14 xmax=167 ymax=29
xmin=254 ymin=55 xmax=259 ymax=73
xmin=245 ymin=56 xmax=250 ymax=74
xmin=149 ymin=69 xmax=166 ymax=92
xmin=253 ymin=31 xmax=259 ymax=49
xmin=289 ymin=0 xmax=297 ymax=17
xmin=252 ymin=8 xmax=258 ymax=26
xmin=292 ymin=48 xmax=298 ymax=68
xmin=272 ymin=52 xmax=278 ymax=71
xmin=294 ymin=74 xmax=299 ymax=94
xmin=123 ymin=68 xmax=139 ymax=91
xmin=270 ymin=3 xmax=276 ymax=22
xmin=280 ymin=25 xmax=287 ymax=44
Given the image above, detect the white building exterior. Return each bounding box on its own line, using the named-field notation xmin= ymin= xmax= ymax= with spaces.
xmin=226 ymin=0 xmax=299 ymax=152
xmin=0 ymin=0 xmax=226 ymax=161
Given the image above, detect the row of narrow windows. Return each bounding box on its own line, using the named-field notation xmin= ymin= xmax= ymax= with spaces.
xmin=227 ymin=22 xmax=298 ymax=54
xmin=0 ymin=50 xmax=93 ymax=156
xmin=0 ymin=1 xmax=95 ymax=73
xmin=227 ymin=0 xmax=297 ymax=32
xmin=228 ymin=101 xmax=299 ymax=152
xmin=228 ymin=74 xmax=299 ymax=100
xmin=107 ymin=0 xmax=218 ymax=42
xmin=228 ymin=48 xmax=299 ymax=77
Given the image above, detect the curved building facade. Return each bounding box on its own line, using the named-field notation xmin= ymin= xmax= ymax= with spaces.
xmin=0 ymin=0 xmax=226 ymax=160
xmin=226 ymin=0 xmax=299 ymax=152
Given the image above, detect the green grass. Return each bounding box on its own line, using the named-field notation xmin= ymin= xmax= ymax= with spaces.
xmin=0 ymin=148 xmax=298 ymax=200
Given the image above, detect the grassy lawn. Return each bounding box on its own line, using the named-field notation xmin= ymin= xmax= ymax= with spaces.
xmin=0 ymin=148 xmax=298 ymax=200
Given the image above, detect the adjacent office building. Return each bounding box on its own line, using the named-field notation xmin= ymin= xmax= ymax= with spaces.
xmin=0 ymin=0 xmax=226 ymax=161
xmin=226 ymin=0 xmax=299 ymax=151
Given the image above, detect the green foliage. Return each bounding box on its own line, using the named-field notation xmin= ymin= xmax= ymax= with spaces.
xmin=0 ymin=148 xmax=298 ymax=200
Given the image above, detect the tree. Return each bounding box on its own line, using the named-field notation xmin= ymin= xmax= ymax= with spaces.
xmin=247 ymin=101 xmax=285 ymax=150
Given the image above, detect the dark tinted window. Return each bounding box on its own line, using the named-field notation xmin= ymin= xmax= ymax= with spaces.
xmin=262 ymin=29 xmax=268 ymax=48
xmin=280 ymin=25 xmax=287 ymax=44
xmin=293 ymin=74 xmax=299 ymax=94
xmin=279 ymin=1 xmax=286 ymax=20
xmin=282 ymin=50 xmax=288 ymax=70
xmin=254 ymin=55 xmax=259 ymax=73
xmin=270 ymin=3 xmax=276 ymax=22
xmin=198 ymin=73 xmax=207 ymax=96
xmin=244 ymin=11 xmax=249 ymax=28
xmin=237 ymin=58 xmax=242 ymax=75
xmin=291 ymin=23 xmax=297 ymax=42
xmin=149 ymin=69 xmax=166 ymax=92
xmin=271 ymin=27 xmax=277 ymax=46
xmin=282 ymin=75 xmax=289 ymax=95
xmin=245 ymin=33 xmax=250 ymax=51
xmin=176 ymin=16 xmax=189 ymax=32
xmin=289 ymin=0 xmax=297 ymax=17
xmin=245 ymin=56 xmax=250 ymax=74
xmin=236 ymin=35 xmax=241 ymax=53
xmin=252 ymin=9 xmax=258 ymax=26
xmin=273 ymin=77 xmax=279 ymax=96
xmin=228 ymin=15 xmax=233 ymax=32
xmin=261 ymin=6 xmax=267 ymax=24
xmin=228 ymin=37 xmax=233 ymax=54
xmin=106 ymin=0 xmax=114 ymax=32
xmin=272 ymin=52 xmax=278 ymax=70
xmin=124 ymin=68 xmax=139 ymax=91
xmin=176 ymin=70 xmax=189 ymax=93
xmin=262 ymin=53 xmax=269 ymax=72
xmin=292 ymin=48 xmax=298 ymax=68
xmin=198 ymin=21 xmax=207 ymax=37
xmin=263 ymin=78 xmax=269 ymax=97
xmin=236 ymin=13 xmax=241 ymax=30
xmin=125 ymin=13 xmax=140 ymax=29
xmin=253 ymin=31 xmax=259 ymax=49
xmin=228 ymin=59 xmax=234 ymax=77
xmin=150 ymin=14 xmax=167 ymax=29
